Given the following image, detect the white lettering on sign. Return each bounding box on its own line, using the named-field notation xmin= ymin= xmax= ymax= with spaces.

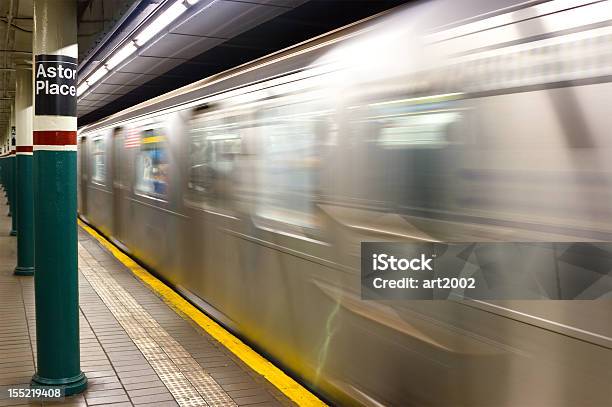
xmin=35 ymin=64 xmax=77 ymax=96
xmin=34 ymin=55 xmax=78 ymax=117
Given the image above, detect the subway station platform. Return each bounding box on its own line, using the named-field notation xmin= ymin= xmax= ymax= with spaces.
xmin=0 ymin=198 xmax=299 ymax=407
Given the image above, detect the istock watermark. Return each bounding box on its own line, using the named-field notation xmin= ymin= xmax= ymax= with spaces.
xmin=372 ymin=253 xmax=434 ymax=271
xmin=361 ymin=242 xmax=612 ymax=300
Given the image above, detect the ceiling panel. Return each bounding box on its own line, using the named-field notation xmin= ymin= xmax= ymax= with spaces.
xmin=247 ymin=0 xmax=307 ymax=6
xmin=172 ymin=1 xmax=286 ymax=39
xmin=117 ymin=55 xmax=186 ymax=77
xmin=90 ymin=100 xmax=113 ymax=107
xmin=83 ymin=92 xmax=116 ymax=102
xmin=92 ymin=83 xmax=137 ymax=95
xmin=140 ymin=33 xmax=225 ymax=60
xmin=77 ymin=100 xmax=99 ymax=106
xmin=105 ymin=71 xmax=158 ymax=87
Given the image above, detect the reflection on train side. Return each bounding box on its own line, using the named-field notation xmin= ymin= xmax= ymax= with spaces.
xmin=78 ymin=1 xmax=612 ymax=405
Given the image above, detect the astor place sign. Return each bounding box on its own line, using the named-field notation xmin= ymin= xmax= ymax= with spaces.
xmin=35 ymin=55 xmax=78 ymax=117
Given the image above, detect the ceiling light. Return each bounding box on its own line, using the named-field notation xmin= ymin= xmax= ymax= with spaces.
xmin=106 ymin=42 xmax=138 ymax=70
xmin=135 ymin=0 xmax=187 ymax=46
xmin=76 ymin=83 xmax=89 ymax=97
xmin=86 ymin=66 xmax=109 ymax=85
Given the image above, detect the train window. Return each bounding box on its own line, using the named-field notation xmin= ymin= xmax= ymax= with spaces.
xmin=352 ymin=98 xmax=468 ymax=210
xmin=254 ymin=95 xmax=331 ymax=234
xmin=187 ymin=109 xmax=243 ymax=210
xmin=91 ymin=137 xmax=106 ymax=185
xmin=374 ymin=110 xmax=464 ymax=148
xmin=134 ymin=128 xmax=169 ymax=200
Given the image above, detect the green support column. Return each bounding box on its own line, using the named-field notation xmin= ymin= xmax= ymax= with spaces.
xmin=6 ymin=137 xmax=12 ymax=214
xmin=7 ymin=137 xmax=14 ymax=219
xmin=10 ymin=125 xmax=17 ymax=236
xmin=3 ymin=163 xmax=8 ymax=207
xmin=0 ymin=149 xmax=5 ymax=197
xmin=1 ymin=142 xmax=5 ymax=195
xmin=5 ymin=152 xmax=10 ymax=213
xmin=6 ymin=153 xmax=11 ymax=214
xmin=15 ymin=66 xmax=34 ymax=276
xmin=31 ymin=0 xmax=87 ymax=395
xmin=2 ymin=141 xmax=8 ymax=197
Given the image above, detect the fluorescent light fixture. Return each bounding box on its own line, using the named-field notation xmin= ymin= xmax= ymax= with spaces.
xmin=135 ymin=0 xmax=187 ymax=46
xmin=86 ymin=66 xmax=109 ymax=85
xmin=76 ymin=83 xmax=89 ymax=97
xmin=106 ymin=42 xmax=138 ymax=69
xmin=76 ymin=0 xmax=200 ymax=99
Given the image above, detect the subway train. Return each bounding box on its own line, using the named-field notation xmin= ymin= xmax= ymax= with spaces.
xmin=78 ymin=0 xmax=612 ymax=405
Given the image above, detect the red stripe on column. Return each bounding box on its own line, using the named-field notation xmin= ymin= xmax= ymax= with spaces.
xmin=16 ymin=146 xmax=33 ymax=153
xmin=34 ymin=131 xmax=77 ymax=145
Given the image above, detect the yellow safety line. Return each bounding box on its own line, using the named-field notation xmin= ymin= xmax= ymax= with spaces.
xmin=78 ymin=219 xmax=326 ymax=407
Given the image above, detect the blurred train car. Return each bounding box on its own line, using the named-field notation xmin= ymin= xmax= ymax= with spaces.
xmin=78 ymin=0 xmax=612 ymax=405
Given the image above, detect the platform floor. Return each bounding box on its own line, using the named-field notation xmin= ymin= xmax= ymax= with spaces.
xmin=0 ymin=199 xmax=294 ymax=407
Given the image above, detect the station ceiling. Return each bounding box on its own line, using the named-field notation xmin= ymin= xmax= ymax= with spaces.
xmin=1 ymin=0 xmax=410 ymax=131
xmin=0 ymin=0 xmax=32 ymax=134
xmin=0 ymin=0 xmax=124 ymax=133
xmin=76 ymin=0 xmax=411 ymax=126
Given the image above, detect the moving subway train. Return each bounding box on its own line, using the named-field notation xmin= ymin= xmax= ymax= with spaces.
xmin=78 ymin=0 xmax=612 ymax=405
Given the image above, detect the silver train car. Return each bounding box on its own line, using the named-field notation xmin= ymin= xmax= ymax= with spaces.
xmin=78 ymin=0 xmax=612 ymax=405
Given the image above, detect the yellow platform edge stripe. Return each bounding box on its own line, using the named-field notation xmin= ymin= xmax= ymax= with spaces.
xmin=78 ymin=219 xmax=327 ymax=407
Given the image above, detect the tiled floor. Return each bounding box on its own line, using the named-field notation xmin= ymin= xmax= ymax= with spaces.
xmin=0 ymin=197 xmax=292 ymax=407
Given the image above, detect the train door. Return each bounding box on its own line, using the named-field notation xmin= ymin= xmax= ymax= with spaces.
xmin=111 ymin=127 xmax=125 ymax=242
xmin=79 ymin=136 xmax=88 ymax=217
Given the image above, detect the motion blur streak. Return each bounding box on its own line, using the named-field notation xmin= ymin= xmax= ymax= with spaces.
xmin=78 ymin=1 xmax=612 ymax=405
xmin=314 ymin=300 xmax=341 ymax=385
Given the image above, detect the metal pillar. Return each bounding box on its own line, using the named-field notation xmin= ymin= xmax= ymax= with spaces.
xmin=9 ymin=102 xmax=17 ymax=236
xmin=14 ymin=66 xmax=34 ymax=276
xmin=2 ymin=141 xmax=7 ymax=199
xmin=31 ymin=0 xmax=87 ymax=395
xmin=0 ymin=141 xmax=5 ymax=197
xmin=4 ymin=135 xmax=11 ymax=214
xmin=1 ymin=142 xmax=5 ymax=196
xmin=3 ymin=139 xmax=8 ymax=193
